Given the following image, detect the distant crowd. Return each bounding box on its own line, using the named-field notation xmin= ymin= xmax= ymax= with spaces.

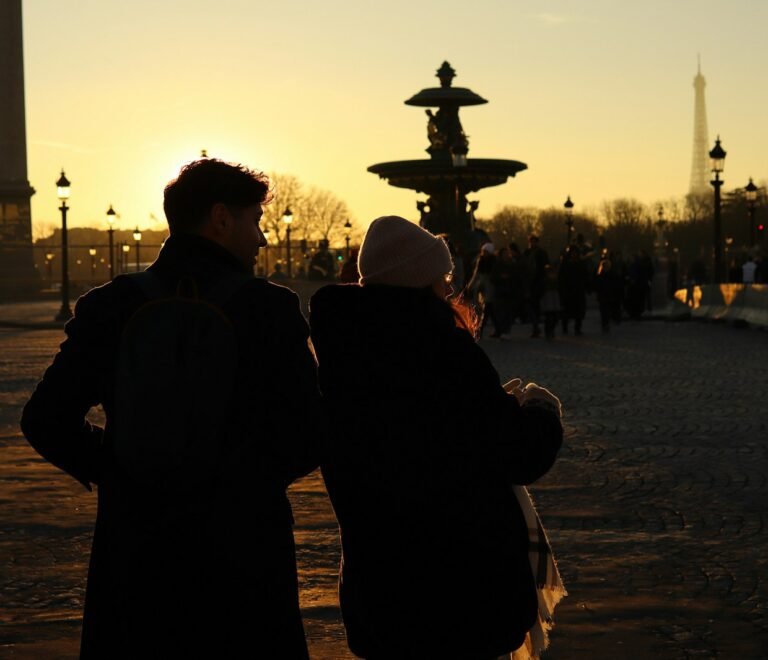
xmin=442 ymin=233 xmax=656 ymax=339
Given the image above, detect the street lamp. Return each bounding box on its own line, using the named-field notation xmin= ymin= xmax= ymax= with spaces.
xmin=344 ymin=219 xmax=352 ymax=259
xmin=106 ymin=204 xmax=116 ymax=279
xmin=564 ymin=196 xmax=574 ymax=247
xmin=133 ymin=227 xmax=142 ymax=272
xmin=121 ymin=243 xmax=130 ymax=274
xmin=89 ymin=247 xmax=97 ymax=283
xmin=745 ymin=178 xmax=758 ymax=247
xmin=283 ymin=207 xmax=293 ymax=278
xmin=262 ymin=226 xmax=270 ymax=277
xmin=55 ymin=170 xmax=73 ymax=321
xmin=709 ymin=136 xmax=726 ymax=283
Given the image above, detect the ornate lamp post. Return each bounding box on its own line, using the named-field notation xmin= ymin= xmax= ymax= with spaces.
xmin=55 ymin=170 xmax=73 ymax=321
xmin=133 ymin=227 xmax=142 ymax=272
xmin=283 ymin=207 xmax=293 ymax=278
xmin=564 ymin=196 xmax=574 ymax=248
xmin=88 ymin=247 xmax=97 ymax=283
xmin=344 ymin=219 xmax=352 ymax=259
xmin=106 ymin=204 xmax=116 ymax=279
xmin=262 ymin=226 xmax=270 ymax=276
xmin=709 ymin=136 xmax=726 ymax=283
xmin=121 ymin=243 xmax=130 ymax=274
xmin=745 ymin=178 xmax=758 ymax=247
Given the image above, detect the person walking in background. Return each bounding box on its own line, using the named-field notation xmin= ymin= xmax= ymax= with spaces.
xmin=21 ymin=159 xmax=320 ymax=659
xmin=541 ymin=264 xmax=561 ymax=341
xmin=594 ymin=256 xmax=624 ymax=333
xmin=468 ymin=241 xmax=497 ymax=337
xmin=488 ymin=246 xmax=521 ymax=338
xmin=523 ymin=235 xmax=549 ymax=338
xmin=558 ymin=245 xmax=588 ymax=336
xmin=309 ymin=215 xmax=565 ymax=660
xmin=742 ymin=255 xmax=757 ymax=285
xmin=340 ymin=247 xmax=361 ymax=283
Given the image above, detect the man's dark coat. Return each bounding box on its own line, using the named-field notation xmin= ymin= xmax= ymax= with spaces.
xmin=310 ymin=284 xmax=563 ymax=660
xmin=21 ymin=235 xmax=319 ymax=659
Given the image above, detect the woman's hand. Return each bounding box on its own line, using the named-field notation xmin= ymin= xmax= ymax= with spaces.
xmin=504 ymin=379 xmax=563 ymax=418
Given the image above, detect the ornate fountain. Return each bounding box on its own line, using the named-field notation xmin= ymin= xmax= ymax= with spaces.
xmin=368 ymin=61 xmax=527 ymax=249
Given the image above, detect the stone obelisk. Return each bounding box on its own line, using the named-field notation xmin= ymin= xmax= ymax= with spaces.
xmin=0 ymin=0 xmax=37 ymax=296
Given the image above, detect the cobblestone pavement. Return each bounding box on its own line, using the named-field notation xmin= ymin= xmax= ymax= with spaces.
xmin=1 ymin=310 xmax=767 ymax=659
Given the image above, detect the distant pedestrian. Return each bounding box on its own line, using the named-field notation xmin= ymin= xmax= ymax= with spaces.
xmin=523 ymin=235 xmax=550 ymax=338
xmin=489 ymin=246 xmax=524 ymax=337
xmin=742 ymin=256 xmax=757 ymax=284
xmin=541 ymin=264 xmax=561 ymax=340
xmin=558 ymin=246 xmax=588 ymax=335
xmin=269 ymin=261 xmax=288 ymax=280
xmin=310 ymin=215 xmax=565 ymax=660
xmin=594 ymin=257 xmax=624 ymax=333
xmin=339 ymin=248 xmax=360 ymax=283
xmin=468 ymin=242 xmax=497 ymax=336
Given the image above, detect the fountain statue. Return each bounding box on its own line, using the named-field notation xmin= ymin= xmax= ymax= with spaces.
xmin=368 ymin=62 xmax=527 ymax=251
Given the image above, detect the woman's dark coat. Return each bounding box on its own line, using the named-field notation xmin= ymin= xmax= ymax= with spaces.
xmin=310 ymin=284 xmax=563 ymax=659
xmin=21 ymin=235 xmax=320 ymax=659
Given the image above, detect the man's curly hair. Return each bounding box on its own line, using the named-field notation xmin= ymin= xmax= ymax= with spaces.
xmin=163 ymin=158 xmax=272 ymax=234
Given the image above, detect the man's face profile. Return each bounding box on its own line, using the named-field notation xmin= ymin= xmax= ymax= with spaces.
xmin=226 ymin=204 xmax=266 ymax=269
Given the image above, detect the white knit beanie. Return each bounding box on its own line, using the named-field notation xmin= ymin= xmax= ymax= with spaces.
xmin=358 ymin=215 xmax=453 ymax=288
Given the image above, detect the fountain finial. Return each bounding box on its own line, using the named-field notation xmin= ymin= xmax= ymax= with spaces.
xmin=436 ymin=61 xmax=456 ymax=88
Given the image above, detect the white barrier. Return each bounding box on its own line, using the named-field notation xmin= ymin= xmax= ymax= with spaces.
xmin=673 ymin=284 xmax=768 ymax=328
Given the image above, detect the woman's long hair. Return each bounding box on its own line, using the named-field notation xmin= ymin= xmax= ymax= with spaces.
xmin=449 ymin=293 xmax=479 ymax=339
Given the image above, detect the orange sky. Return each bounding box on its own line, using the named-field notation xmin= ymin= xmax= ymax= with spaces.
xmin=22 ymin=0 xmax=768 ymax=239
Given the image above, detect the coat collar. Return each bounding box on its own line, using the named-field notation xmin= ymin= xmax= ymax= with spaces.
xmin=149 ymin=233 xmax=252 ymax=277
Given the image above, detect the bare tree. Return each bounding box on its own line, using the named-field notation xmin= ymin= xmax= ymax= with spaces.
xmin=262 ymin=173 xmax=304 ymax=245
xmin=684 ymin=192 xmax=711 ymax=223
xmin=301 ymin=187 xmax=352 ymax=243
xmin=478 ymin=206 xmax=539 ymax=248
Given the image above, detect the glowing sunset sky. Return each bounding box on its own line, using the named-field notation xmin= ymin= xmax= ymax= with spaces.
xmin=22 ymin=0 xmax=768 ymax=237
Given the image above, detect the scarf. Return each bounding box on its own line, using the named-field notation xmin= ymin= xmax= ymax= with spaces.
xmin=508 ymin=486 xmax=567 ymax=660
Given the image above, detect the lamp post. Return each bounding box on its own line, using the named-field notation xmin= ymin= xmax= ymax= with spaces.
xmin=709 ymin=136 xmax=726 ymax=283
xmin=745 ymin=178 xmax=758 ymax=247
xmin=89 ymin=247 xmax=97 ymax=283
xmin=262 ymin=226 xmax=270 ymax=276
xmin=106 ymin=204 xmax=116 ymax=279
xmin=283 ymin=207 xmax=293 ymax=278
xmin=133 ymin=227 xmax=142 ymax=272
xmin=121 ymin=243 xmax=130 ymax=274
xmin=564 ymin=196 xmax=574 ymax=248
xmin=55 ymin=170 xmax=73 ymax=321
xmin=344 ymin=219 xmax=352 ymax=259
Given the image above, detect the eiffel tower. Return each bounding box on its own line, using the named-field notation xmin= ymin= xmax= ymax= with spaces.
xmin=0 ymin=0 xmax=37 ymax=296
xmin=689 ymin=57 xmax=710 ymax=195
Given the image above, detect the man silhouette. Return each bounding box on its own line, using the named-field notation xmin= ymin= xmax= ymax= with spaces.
xmin=21 ymin=159 xmax=319 ymax=659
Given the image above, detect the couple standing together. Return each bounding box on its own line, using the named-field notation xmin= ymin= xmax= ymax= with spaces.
xmin=22 ymin=159 xmax=565 ymax=660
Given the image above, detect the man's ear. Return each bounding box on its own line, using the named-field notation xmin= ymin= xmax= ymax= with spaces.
xmin=208 ymin=203 xmax=233 ymax=237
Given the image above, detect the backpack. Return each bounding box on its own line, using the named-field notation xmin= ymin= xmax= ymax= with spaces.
xmin=113 ymin=271 xmax=252 ymax=490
